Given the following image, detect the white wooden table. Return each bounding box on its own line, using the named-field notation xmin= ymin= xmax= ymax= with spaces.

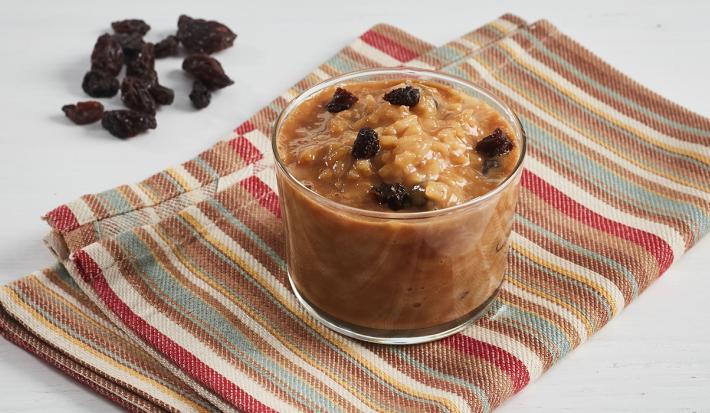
xmin=0 ymin=0 xmax=708 ymax=411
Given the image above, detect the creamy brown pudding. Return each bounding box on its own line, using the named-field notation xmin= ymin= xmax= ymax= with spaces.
xmin=274 ymin=72 xmax=524 ymax=342
xmin=278 ymin=80 xmax=519 ymax=211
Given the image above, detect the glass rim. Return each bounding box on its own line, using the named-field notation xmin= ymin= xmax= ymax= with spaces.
xmin=271 ymin=67 xmax=527 ymax=220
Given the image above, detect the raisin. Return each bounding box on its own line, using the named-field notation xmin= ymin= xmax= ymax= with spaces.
xmin=82 ymin=70 xmax=119 ymax=97
xmin=121 ymin=77 xmax=156 ymax=114
xmin=143 ymin=69 xmax=160 ymax=86
xmin=155 ymin=35 xmax=179 ymax=58
xmin=189 ymin=81 xmax=211 ymax=109
xmin=410 ymin=184 xmax=428 ymax=207
xmin=149 ymin=83 xmax=174 ymax=105
xmin=61 ymin=101 xmax=104 ymax=125
xmin=383 ymin=86 xmax=420 ymax=107
xmin=90 ymin=34 xmax=124 ymax=76
xmin=113 ymin=32 xmax=145 ymax=59
xmin=182 ymin=54 xmax=233 ymax=90
xmin=111 ymin=19 xmax=151 ymax=35
xmin=481 ymin=159 xmax=500 ymax=175
xmin=352 ymin=128 xmax=379 ymax=159
xmin=101 ymin=110 xmax=156 ymax=139
xmin=326 ymin=87 xmax=358 ymax=113
xmin=177 ymin=15 xmax=237 ymax=54
xmin=372 ymin=183 xmax=412 ymax=211
xmin=475 ymin=128 xmax=514 ymax=158
xmin=126 ymin=43 xmax=155 ymax=79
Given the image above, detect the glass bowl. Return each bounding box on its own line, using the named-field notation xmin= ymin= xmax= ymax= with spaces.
xmin=272 ymin=68 xmax=526 ymax=344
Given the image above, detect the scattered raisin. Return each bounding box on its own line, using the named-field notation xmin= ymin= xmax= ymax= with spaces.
xmin=149 ymin=83 xmax=175 ymax=105
xmin=111 ymin=19 xmax=151 ymax=35
xmin=410 ymin=184 xmax=428 ymax=207
xmin=383 ymin=86 xmax=420 ymax=107
xmin=475 ymin=128 xmax=514 ymax=157
xmin=182 ymin=54 xmax=233 ymax=90
xmin=69 ymin=16 xmax=236 ymax=138
xmin=61 ymin=101 xmax=104 ymax=125
xmin=177 ymin=15 xmax=237 ymax=54
xmin=142 ymin=69 xmax=160 ymax=86
xmin=101 ymin=110 xmax=156 ymax=139
xmin=352 ymin=128 xmax=380 ymax=159
xmin=372 ymin=183 xmax=412 ymax=211
xmin=126 ymin=43 xmax=155 ymax=79
xmin=482 ymin=159 xmax=500 ymax=175
xmin=82 ymin=70 xmax=119 ymax=97
xmin=326 ymin=87 xmax=358 ymax=113
xmin=90 ymin=34 xmax=124 ymax=77
xmin=121 ymin=77 xmax=157 ymax=114
xmin=189 ymin=81 xmax=211 ymax=109
xmin=113 ymin=32 xmax=145 ymax=58
xmin=154 ymin=35 xmax=179 ymax=58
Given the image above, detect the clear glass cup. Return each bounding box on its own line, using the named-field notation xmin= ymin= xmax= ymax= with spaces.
xmin=272 ymin=68 xmax=526 ymax=344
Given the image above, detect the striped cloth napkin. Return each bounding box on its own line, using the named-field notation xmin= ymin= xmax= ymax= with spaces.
xmin=2 ymin=13 xmax=709 ymax=412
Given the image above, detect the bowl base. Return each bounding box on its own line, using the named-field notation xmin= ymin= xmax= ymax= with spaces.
xmin=288 ymin=272 xmax=501 ymax=345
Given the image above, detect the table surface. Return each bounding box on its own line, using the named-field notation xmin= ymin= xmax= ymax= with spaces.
xmin=1 ymin=0 xmax=709 ymax=411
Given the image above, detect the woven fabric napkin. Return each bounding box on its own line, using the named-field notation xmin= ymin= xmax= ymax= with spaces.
xmin=3 ymin=13 xmax=710 ymax=412
xmin=1 ymin=14 xmax=527 ymax=412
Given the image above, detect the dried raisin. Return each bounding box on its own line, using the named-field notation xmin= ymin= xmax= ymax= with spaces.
xmin=189 ymin=81 xmax=211 ymax=109
xmin=62 ymin=101 xmax=104 ymax=125
xmin=82 ymin=70 xmax=119 ymax=97
xmin=177 ymin=15 xmax=236 ymax=54
xmin=182 ymin=54 xmax=233 ymax=90
xmin=121 ymin=77 xmax=156 ymax=114
xmin=149 ymin=83 xmax=174 ymax=105
xmin=111 ymin=19 xmax=151 ymax=35
xmin=90 ymin=34 xmax=124 ymax=76
xmin=326 ymin=87 xmax=358 ymax=113
xmin=383 ymin=86 xmax=420 ymax=107
xmin=155 ymin=35 xmax=179 ymax=58
xmin=67 ymin=16 xmax=237 ymax=138
xmin=372 ymin=183 xmax=412 ymax=211
xmin=475 ymin=128 xmax=514 ymax=158
xmin=101 ymin=110 xmax=156 ymax=139
xmin=113 ymin=32 xmax=145 ymax=58
xmin=126 ymin=43 xmax=155 ymax=79
xmin=352 ymin=128 xmax=379 ymax=159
